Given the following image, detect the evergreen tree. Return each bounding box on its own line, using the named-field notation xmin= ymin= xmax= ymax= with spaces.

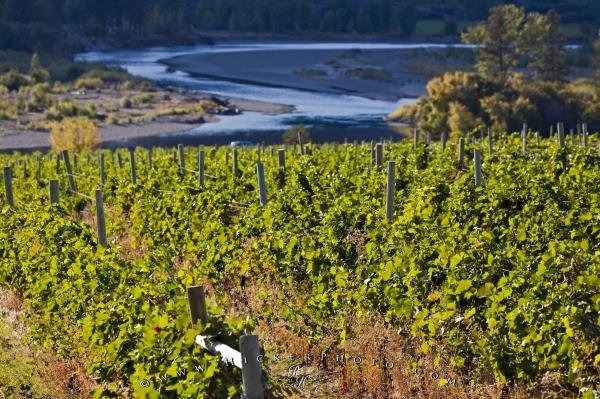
xmin=519 ymin=10 xmax=568 ymax=82
xmin=462 ymin=5 xmax=525 ymax=82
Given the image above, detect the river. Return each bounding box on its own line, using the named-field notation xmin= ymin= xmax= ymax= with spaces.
xmin=75 ymin=42 xmax=460 ymax=144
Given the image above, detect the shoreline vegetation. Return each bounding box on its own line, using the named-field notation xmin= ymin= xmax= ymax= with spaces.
xmin=0 ymin=55 xmax=297 ymax=151
xmin=387 ymin=5 xmax=600 ymax=137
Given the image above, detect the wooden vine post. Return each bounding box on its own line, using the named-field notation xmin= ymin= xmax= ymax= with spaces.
xmin=117 ymin=152 xmax=123 ymax=168
xmin=129 ymin=148 xmax=137 ymax=185
xmin=99 ymin=153 xmax=106 ymax=186
xmin=375 ymin=142 xmax=383 ymax=169
xmin=277 ymin=149 xmax=285 ymax=169
xmin=582 ymin=123 xmax=588 ymax=148
xmin=570 ymin=128 xmax=575 ymax=145
xmin=487 ymin=127 xmax=493 ymax=154
xmin=298 ymin=132 xmax=305 ymax=155
xmin=95 ymin=189 xmax=107 ymax=245
xmin=36 ymin=156 xmax=42 ymax=179
xmin=178 ymin=144 xmax=185 ymax=174
xmin=474 ymin=150 xmax=482 ymax=187
xmin=187 ymin=286 xmax=208 ymax=327
xmin=232 ymin=148 xmax=239 ymax=178
xmin=557 ymin=122 xmax=565 ymax=148
xmin=441 ymin=131 xmax=447 ymax=150
xmin=186 ymin=286 xmax=264 ymax=399
xmin=198 ymin=149 xmax=205 ymax=188
xmin=62 ymin=150 xmax=77 ymax=194
xmin=413 ymin=129 xmax=419 ymax=150
xmin=385 ymin=161 xmax=395 ymax=223
xmin=458 ymin=138 xmax=465 ymax=169
xmin=256 ymin=162 xmax=267 ymax=206
xmin=49 ymin=180 xmax=59 ymax=204
xmin=239 ymin=335 xmax=264 ymax=399
xmin=3 ymin=166 xmax=14 ymax=206
xmin=521 ymin=123 xmax=527 ymax=156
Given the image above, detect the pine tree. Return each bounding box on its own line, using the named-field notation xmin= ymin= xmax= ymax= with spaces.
xmin=519 ymin=10 xmax=568 ymax=82
xmin=462 ymin=5 xmax=525 ymax=82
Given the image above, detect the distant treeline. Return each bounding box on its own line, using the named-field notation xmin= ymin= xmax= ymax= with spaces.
xmin=1 ymin=0 xmax=600 ymax=53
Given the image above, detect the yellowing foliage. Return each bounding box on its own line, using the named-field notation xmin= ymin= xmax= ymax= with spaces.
xmin=49 ymin=117 xmax=99 ymax=152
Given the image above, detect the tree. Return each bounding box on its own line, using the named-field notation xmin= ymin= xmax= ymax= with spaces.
xmin=282 ymin=124 xmax=311 ymax=145
xmin=462 ymin=5 xmax=525 ymax=82
xmin=519 ymin=10 xmax=568 ymax=82
xmin=29 ymin=53 xmax=49 ymax=83
xmin=594 ymin=30 xmax=600 ymax=85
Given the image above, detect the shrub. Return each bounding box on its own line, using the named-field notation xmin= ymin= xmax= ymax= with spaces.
xmin=79 ymin=67 xmax=131 ymax=84
xmin=131 ymin=93 xmax=155 ymax=106
xmin=46 ymin=100 xmax=96 ymax=121
xmin=49 ymin=117 xmax=99 ymax=152
xmin=0 ymin=69 xmax=28 ymax=91
xmin=27 ymin=83 xmax=52 ymax=112
xmin=119 ymin=96 xmax=132 ymax=109
xmin=75 ymin=77 xmax=103 ymax=90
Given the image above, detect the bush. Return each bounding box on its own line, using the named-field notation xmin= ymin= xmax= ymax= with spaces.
xmin=388 ymin=70 xmax=597 ymax=135
xmin=27 ymin=83 xmax=52 ymax=112
xmin=46 ymin=100 xmax=96 ymax=121
xmin=75 ymin=77 xmax=103 ymax=90
xmin=0 ymin=69 xmax=28 ymax=91
xmin=131 ymin=93 xmax=155 ymax=106
xmin=119 ymin=96 xmax=132 ymax=109
xmin=49 ymin=117 xmax=99 ymax=152
xmin=78 ymin=67 xmax=132 ymax=84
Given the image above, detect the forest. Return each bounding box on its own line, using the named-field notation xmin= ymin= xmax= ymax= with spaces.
xmin=1 ymin=0 xmax=600 ymax=54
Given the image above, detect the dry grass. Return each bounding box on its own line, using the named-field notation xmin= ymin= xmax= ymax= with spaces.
xmin=0 ymin=288 xmax=97 ymax=399
xmin=203 ymin=270 xmax=577 ymax=399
